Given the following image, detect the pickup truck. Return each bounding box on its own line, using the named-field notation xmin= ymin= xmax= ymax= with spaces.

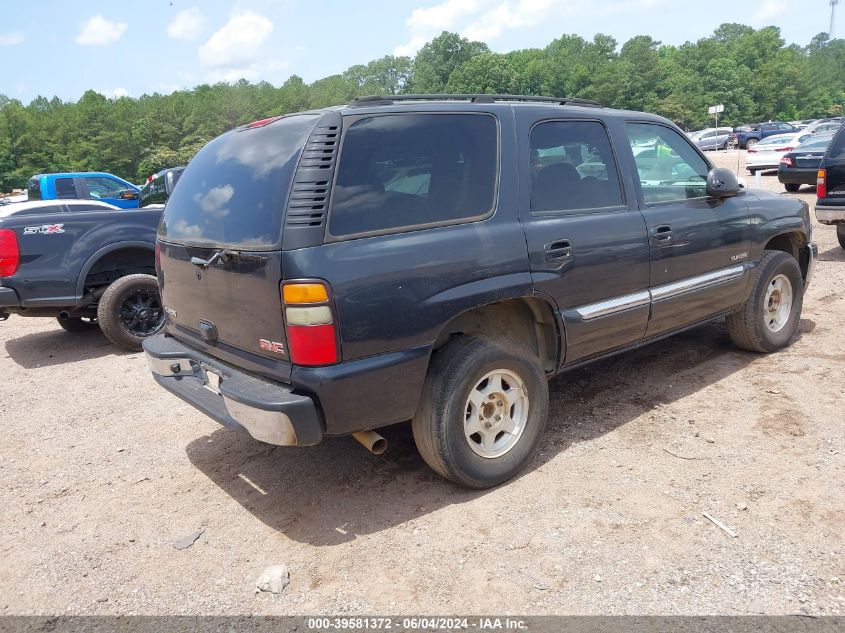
xmin=27 ymin=172 xmax=141 ymax=209
xmin=816 ymin=125 xmax=845 ymax=250
xmin=143 ymin=94 xmax=817 ymax=489
xmin=730 ymin=121 xmax=798 ymax=149
xmin=0 ymin=200 xmax=164 ymax=350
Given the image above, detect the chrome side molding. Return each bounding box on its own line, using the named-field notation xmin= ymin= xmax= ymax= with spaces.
xmin=576 ymin=264 xmax=746 ymax=321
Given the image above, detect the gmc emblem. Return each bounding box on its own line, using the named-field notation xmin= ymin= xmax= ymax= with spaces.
xmin=259 ymin=339 xmax=285 ymax=354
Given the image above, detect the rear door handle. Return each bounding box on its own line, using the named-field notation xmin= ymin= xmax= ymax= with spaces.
xmin=651 ymin=225 xmax=673 ymax=243
xmin=544 ymin=239 xmax=573 ymax=262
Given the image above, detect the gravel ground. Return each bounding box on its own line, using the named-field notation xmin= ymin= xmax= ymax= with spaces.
xmin=1 ymin=150 xmax=843 ymax=616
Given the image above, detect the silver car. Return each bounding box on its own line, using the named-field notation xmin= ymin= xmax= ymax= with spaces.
xmin=693 ymin=127 xmax=734 ymax=151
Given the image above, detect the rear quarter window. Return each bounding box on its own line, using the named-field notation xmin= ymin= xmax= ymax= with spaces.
xmin=54 ymin=178 xmax=77 ymax=199
xmin=327 ymin=113 xmax=498 ymax=238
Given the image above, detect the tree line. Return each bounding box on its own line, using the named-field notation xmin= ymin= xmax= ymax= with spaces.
xmin=1 ymin=23 xmax=843 ymax=191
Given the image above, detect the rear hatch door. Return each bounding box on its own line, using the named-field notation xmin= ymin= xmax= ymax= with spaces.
xmin=157 ymin=114 xmax=321 ymax=381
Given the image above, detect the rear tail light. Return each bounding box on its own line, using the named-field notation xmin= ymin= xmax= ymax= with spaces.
xmin=780 ymin=157 xmax=793 ymax=166
xmin=246 ymin=116 xmax=282 ymax=130
xmin=281 ymin=281 xmax=338 ymax=366
xmin=0 ymin=229 xmax=20 ymax=277
xmin=774 ymin=147 xmax=794 ymax=152
xmin=817 ymin=169 xmax=827 ymax=199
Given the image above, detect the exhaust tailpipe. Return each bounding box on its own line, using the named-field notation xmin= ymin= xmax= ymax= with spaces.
xmin=352 ymin=430 xmax=387 ymax=455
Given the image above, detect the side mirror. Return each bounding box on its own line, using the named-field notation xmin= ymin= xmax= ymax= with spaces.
xmin=706 ymin=167 xmax=740 ymax=198
xmin=119 ymin=189 xmax=139 ymax=200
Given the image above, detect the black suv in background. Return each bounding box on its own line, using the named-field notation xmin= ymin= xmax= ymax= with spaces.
xmin=139 ymin=166 xmax=185 ymax=208
xmin=144 ymin=94 xmax=816 ymax=488
xmin=816 ymin=126 xmax=845 ymax=249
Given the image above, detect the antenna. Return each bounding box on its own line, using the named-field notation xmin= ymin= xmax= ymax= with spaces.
xmin=832 ymin=0 xmax=841 ymax=38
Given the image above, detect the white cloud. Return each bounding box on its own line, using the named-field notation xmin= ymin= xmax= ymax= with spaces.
xmin=195 ymin=185 xmax=233 ymax=218
xmin=103 ymin=87 xmax=130 ymax=99
xmin=167 ymin=7 xmax=206 ymax=42
xmin=198 ymin=12 xmax=273 ymax=67
xmin=76 ymin=15 xmax=127 ymax=46
xmin=756 ymin=0 xmax=789 ymax=23
xmin=0 ymin=32 xmax=24 ymax=46
xmin=395 ymin=0 xmax=667 ymax=54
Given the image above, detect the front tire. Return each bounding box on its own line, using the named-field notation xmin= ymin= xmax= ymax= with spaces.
xmin=837 ymin=225 xmax=845 ymax=250
xmin=56 ymin=316 xmax=98 ymax=333
xmin=97 ymin=274 xmax=164 ymax=351
xmin=726 ymin=251 xmax=803 ymax=353
xmin=784 ymin=183 xmax=800 ymax=192
xmin=412 ymin=336 xmax=549 ymax=489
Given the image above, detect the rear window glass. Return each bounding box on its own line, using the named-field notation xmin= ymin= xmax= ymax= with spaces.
xmin=27 ymin=178 xmax=42 ymax=200
xmin=160 ymin=115 xmax=318 ymax=249
xmin=328 ymin=114 xmax=497 ymax=237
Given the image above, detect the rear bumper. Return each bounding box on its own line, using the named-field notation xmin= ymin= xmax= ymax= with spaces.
xmin=778 ymin=168 xmax=818 ymax=185
xmin=815 ymin=205 xmax=845 ymax=224
xmin=143 ymin=334 xmax=323 ymax=446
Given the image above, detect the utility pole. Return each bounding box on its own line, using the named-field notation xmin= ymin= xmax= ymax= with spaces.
xmin=832 ymin=0 xmax=841 ymax=38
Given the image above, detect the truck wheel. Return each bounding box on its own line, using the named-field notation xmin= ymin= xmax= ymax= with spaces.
xmin=746 ymin=138 xmax=758 ymax=149
xmin=411 ymin=336 xmax=549 ymax=489
xmin=725 ymin=251 xmax=803 ymax=353
xmin=784 ymin=183 xmax=800 ymax=192
xmin=837 ymin=225 xmax=845 ymax=250
xmin=56 ymin=316 xmax=98 ymax=333
xmin=97 ymin=274 xmax=165 ymax=351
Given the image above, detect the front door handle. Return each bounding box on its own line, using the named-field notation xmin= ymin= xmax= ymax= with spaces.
xmin=544 ymin=239 xmax=573 ymax=262
xmin=651 ymin=225 xmax=673 ymax=243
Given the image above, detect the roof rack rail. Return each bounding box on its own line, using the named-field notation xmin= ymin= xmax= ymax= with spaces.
xmin=347 ymin=94 xmax=603 ymax=108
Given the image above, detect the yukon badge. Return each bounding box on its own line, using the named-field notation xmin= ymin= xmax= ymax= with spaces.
xmin=23 ymin=223 xmax=65 ymax=235
xmin=259 ymin=339 xmax=285 ymax=354
xmin=731 ymin=252 xmax=748 ymax=262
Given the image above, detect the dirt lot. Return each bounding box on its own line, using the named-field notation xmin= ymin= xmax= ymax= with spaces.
xmin=1 ymin=150 xmax=843 ymax=616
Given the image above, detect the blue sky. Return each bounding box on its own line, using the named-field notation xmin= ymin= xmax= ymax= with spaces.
xmin=0 ymin=0 xmax=838 ymax=103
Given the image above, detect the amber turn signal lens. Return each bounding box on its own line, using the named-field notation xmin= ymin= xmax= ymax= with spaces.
xmin=283 ymin=283 xmax=329 ymax=304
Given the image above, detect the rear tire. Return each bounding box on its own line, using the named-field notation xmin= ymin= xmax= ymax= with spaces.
xmin=784 ymin=183 xmax=800 ymax=192
xmin=56 ymin=316 xmax=98 ymax=333
xmin=837 ymin=225 xmax=845 ymax=250
xmin=412 ymin=336 xmax=549 ymax=489
xmin=726 ymin=251 xmax=803 ymax=353
xmin=97 ymin=274 xmax=164 ymax=351
xmin=746 ymin=138 xmax=759 ymax=149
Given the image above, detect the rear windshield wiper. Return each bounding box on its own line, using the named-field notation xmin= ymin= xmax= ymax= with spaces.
xmin=190 ymin=249 xmax=237 ymax=268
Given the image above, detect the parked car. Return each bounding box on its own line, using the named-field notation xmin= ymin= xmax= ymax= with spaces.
xmin=816 ymin=125 xmax=845 ymax=249
xmin=0 ymin=202 xmax=163 ymax=350
xmin=777 ymin=135 xmax=835 ymax=192
xmin=139 ymin=166 xmax=186 ymax=208
xmin=0 ymin=199 xmax=118 ymax=217
xmin=803 ymin=117 xmax=843 ymax=135
xmin=746 ymin=132 xmax=813 ymax=173
xmin=142 ymin=94 xmax=816 ymax=489
xmin=693 ymin=127 xmax=734 ymax=151
xmin=731 ymin=121 xmax=798 ymax=149
xmin=808 ymin=121 xmax=843 ymax=137
xmin=27 ymin=172 xmax=141 ymax=209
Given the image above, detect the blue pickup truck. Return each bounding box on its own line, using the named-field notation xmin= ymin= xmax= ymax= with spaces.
xmin=27 ymin=172 xmax=141 ymax=209
xmin=730 ymin=121 xmax=798 ymax=149
xmin=0 ymin=199 xmax=163 ymax=350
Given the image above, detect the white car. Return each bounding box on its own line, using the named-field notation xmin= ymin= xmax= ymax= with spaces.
xmin=0 ymin=199 xmax=119 ymax=218
xmin=746 ymin=132 xmax=813 ymax=174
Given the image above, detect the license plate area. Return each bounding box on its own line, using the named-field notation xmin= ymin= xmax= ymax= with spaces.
xmin=202 ymin=366 xmax=223 ymax=395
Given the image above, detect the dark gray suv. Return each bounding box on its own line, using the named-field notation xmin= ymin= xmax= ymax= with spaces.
xmin=144 ymin=94 xmax=817 ymax=488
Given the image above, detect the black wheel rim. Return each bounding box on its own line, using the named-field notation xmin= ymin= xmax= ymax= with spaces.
xmin=118 ymin=289 xmax=164 ymax=337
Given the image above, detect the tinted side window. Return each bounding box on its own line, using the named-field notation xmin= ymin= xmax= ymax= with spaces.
xmin=626 ymin=123 xmax=709 ymax=204
xmin=328 ymin=114 xmax=497 ymax=237
xmin=830 ymin=128 xmax=845 ymax=160
xmin=54 ymin=178 xmax=77 ymax=199
xmin=529 ymin=120 xmax=624 ymax=213
xmin=16 ymin=204 xmax=64 ymax=216
xmin=85 ymin=177 xmax=125 ymax=198
xmin=68 ymin=204 xmax=111 ymax=212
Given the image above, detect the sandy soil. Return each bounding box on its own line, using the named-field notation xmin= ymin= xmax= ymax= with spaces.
xmin=1 ymin=150 xmax=843 ymax=615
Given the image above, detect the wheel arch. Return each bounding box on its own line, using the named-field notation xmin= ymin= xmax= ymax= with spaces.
xmin=763 ymin=231 xmax=809 ymax=279
xmin=431 ymin=295 xmax=564 ymax=374
xmin=75 ymin=241 xmax=156 ymax=300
